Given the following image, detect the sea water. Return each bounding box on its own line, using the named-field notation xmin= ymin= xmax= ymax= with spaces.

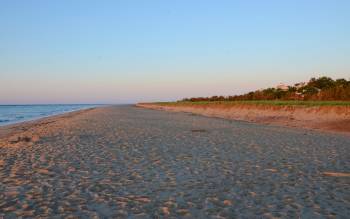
xmin=0 ymin=104 xmax=102 ymax=126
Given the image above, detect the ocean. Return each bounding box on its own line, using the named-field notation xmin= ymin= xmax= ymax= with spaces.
xmin=0 ymin=104 xmax=102 ymax=126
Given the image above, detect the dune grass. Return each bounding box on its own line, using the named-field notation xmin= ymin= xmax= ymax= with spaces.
xmin=152 ymin=100 xmax=350 ymax=107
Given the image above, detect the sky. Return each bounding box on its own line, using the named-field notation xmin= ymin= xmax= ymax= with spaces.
xmin=1 ymin=0 xmax=349 ymax=104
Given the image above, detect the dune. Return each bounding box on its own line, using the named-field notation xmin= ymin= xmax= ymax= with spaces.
xmin=137 ymin=103 xmax=350 ymax=135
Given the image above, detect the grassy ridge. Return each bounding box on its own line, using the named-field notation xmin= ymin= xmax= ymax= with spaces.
xmin=181 ymin=77 xmax=350 ymax=102
xmin=153 ymin=100 xmax=350 ymax=107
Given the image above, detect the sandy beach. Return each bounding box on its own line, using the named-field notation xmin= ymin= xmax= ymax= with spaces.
xmin=0 ymin=106 xmax=349 ymax=218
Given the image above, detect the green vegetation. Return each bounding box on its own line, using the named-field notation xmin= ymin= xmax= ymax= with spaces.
xmin=149 ymin=76 xmax=350 ymax=107
xmin=181 ymin=76 xmax=350 ymax=102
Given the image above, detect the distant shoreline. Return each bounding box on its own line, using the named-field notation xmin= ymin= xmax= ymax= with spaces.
xmin=0 ymin=106 xmax=105 ymax=141
xmin=0 ymin=104 xmax=106 ymax=127
xmin=137 ymin=101 xmax=350 ymax=135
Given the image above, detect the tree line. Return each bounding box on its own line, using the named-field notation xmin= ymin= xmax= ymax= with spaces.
xmin=182 ymin=76 xmax=350 ymax=102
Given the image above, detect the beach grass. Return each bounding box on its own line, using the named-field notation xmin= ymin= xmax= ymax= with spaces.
xmin=151 ymin=100 xmax=350 ymax=107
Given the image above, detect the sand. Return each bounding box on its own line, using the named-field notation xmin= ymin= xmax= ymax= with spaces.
xmin=0 ymin=106 xmax=349 ymax=218
xmin=137 ymin=103 xmax=350 ymax=134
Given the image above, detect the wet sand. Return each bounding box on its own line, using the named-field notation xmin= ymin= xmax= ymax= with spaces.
xmin=0 ymin=106 xmax=349 ymax=218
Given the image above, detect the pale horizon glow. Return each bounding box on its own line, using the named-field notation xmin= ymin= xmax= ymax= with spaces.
xmin=1 ymin=0 xmax=349 ymax=104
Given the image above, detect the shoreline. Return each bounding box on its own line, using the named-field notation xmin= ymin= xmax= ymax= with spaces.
xmin=0 ymin=106 xmax=104 ymax=146
xmin=137 ymin=103 xmax=350 ymax=135
xmin=0 ymin=105 xmax=103 ymax=127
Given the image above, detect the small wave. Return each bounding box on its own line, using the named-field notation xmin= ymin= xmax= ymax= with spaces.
xmin=0 ymin=104 xmax=99 ymax=126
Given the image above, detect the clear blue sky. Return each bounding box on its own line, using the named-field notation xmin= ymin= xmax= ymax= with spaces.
xmin=1 ymin=0 xmax=349 ymax=104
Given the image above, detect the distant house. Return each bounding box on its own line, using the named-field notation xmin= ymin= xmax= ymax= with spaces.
xmin=276 ymin=83 xmax=289 ymax=91
xmin=295 ymin=82 xmax=306 ymax=89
